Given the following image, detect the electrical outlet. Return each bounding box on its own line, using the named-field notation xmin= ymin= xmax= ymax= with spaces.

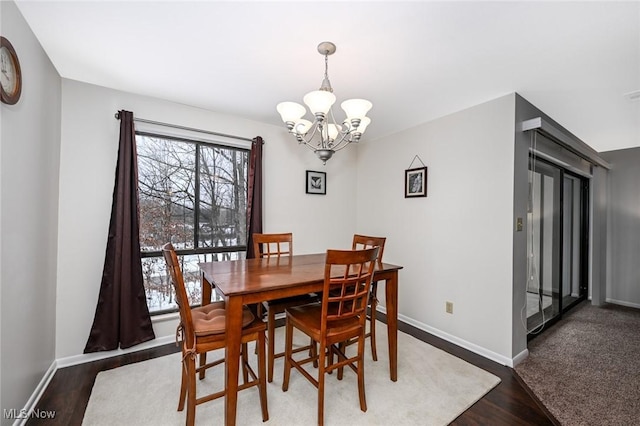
xmin=446 ymin=301 xmax=453 ymax=314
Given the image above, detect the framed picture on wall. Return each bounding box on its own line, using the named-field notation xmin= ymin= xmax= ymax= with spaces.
xmin=405 ymin=166 xmax=427 ymax=198
xmin=306 ymin=170 xmax=326 ymax=195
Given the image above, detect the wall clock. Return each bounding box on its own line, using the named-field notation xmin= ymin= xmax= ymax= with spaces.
xmin=1 ymin=36 xmax=22 ymax=105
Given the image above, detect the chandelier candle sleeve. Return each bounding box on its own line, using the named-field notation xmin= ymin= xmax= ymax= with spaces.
xmin=276 ymin=41 xmax=372 ymax=164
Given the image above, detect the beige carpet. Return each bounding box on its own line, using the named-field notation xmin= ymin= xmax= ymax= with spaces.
xmin=515 ymin=302 xmax=640 ymax=426
xmin=83 ymin=324 xmax=500 ymax=425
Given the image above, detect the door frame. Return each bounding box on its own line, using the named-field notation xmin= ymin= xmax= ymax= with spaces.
xmin=526 ymin=155 xmax=589 ymax=339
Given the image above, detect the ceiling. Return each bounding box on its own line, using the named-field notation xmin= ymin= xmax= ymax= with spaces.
xmin=15 ymin=1 xmax=640 ymax=153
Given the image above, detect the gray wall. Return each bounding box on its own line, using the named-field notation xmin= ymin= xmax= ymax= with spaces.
xmin=357 ymin=94 xmax=517 ymax=364
xmin=601 ymin=147 xmax=640 ymax=307
xmin=0 ymin=1 xmax=61 ymax=423
xmin=591 ymin=165 xmax=609 ymax=305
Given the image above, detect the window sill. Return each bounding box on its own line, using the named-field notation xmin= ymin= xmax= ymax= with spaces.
xmin=151 ymin=311 xmax=179 ymax=324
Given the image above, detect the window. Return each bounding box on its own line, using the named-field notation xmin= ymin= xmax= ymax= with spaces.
xmin=136 ymin=132 xmax=249 ymax=314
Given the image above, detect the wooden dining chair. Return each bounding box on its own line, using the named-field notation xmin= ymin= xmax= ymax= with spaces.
xmin=282 ymin=247 xmax=379 ymax=426
xmin=349 ymin=234 xmax=386 ymax=361
xmin=162 ymin=243 xmax=268 ymax=426
xmin=253 ymin=232 xmax=319 ymax=382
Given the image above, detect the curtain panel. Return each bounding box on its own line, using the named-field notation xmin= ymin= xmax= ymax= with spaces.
xmin=84 ymin=110 xmax=155 ymax=352
xmin=245 ymin=136 xmax=264 ymax=259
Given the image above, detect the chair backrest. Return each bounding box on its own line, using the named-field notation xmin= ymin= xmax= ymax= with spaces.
xmin=322 ymin=247 xmax=379 ymax=331
xmin=162 ymin=242 xmax=195 ymax=347
xmin=352 ymin=234 xmax=386 ymax=264
xmin=253 ymin=232 xmax=293 ymax=258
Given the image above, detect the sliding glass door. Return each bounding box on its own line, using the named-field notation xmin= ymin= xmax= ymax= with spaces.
xmin=526 ymin=156 xmax=588 ymax=335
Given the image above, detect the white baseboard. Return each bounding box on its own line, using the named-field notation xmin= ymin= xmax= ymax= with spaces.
xmin=377 ymin=307 xmax=517 ymax=367
xmin=605 ymin=298 xmax=640 ymax=309
xmin=12 ymin=360 xmax=57 ymax=426
xmin=56 ymin=335 xmax=176 ymax=368
xmin=512 ymin=348 xmax=530 ymax=367
xmin=16 ymin=335 xmax=176 ymax=425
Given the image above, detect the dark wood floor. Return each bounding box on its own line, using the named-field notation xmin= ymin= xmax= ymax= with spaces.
xmin=27 ymin=317 xmax=558 ymax=426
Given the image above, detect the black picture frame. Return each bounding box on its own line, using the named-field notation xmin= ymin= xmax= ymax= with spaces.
xmin=306 ymin=170 xmax=326 ymax=195
xmin=405 ymin=167 xmax=427 ymax=198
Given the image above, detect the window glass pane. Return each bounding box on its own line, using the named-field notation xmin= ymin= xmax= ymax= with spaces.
xmin=198 ymin=145 xmax=248 ymax=248
xmin=142 ymin=252 xmax=246 ymax=312
xmin=137 ymin=135 xmax=196 ymax=252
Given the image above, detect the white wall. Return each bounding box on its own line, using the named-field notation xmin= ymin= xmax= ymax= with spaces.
xmin=0 ymin=1 xmax=61 ymax=422
xmin=56 ymin=80 xmax=357 ymax=360
xmin=356 ymin=94 xmax=516 ymax=363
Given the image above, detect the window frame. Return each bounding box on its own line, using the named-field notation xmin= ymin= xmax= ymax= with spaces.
xmin=135 ymin=130 xmax=250 ymax=315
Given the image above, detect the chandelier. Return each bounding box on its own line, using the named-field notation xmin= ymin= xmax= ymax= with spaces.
xmin=276 ymin=41 xmax=372 ymax=164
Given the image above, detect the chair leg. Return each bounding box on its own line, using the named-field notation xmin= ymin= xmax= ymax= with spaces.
xmin=357 ymin=337 xmax=367 ymax=413
xmin=178 ymin=361 xmax=188 ymax=411
xmin=198 ymin=352 xmax=207 ymax=380
xmin=337 ymin=342 xmax=345 ymax=380
xmin=267 ymin=308 xmax=276 ymax=382
xmin=317 ymin=342 xmax=327 ymax=426
xmin=369 ymin=283 xmax=378 ymax=361
xmin=241 ymin=343 xmax=249 ymax=384
xmin=255 ymin=303 xmax=264 ymax=355
xmin=312 ymin=339 xmax=319 ymax=368
xmin=257 ymin=331 xmax=269 ymax=422
xmin=185 ymin=355 xmax=197 ymax=426
xmin=282 ymin=319 xmax=293 ymax=392
xmin=369 ymin=303 xmax=378 ymax=362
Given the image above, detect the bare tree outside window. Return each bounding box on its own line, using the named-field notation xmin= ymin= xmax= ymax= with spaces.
xmin=136 ymin=133 xmax=249 ymax=313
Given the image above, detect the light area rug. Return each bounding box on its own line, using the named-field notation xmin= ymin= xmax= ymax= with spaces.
xmin=83 ymin=324 xmax=500 ymax=425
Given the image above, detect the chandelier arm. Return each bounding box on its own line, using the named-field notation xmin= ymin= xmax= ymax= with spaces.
xmin=307 ymin=120 xmax=326 ymax=149
xmin=295 ymin=120 xmax=320 ymax=146
xmin=304 ymin=121 xmax=321 ymax=142
xmin=301 ymin=142 xmax=318 ymax=152
xmin=331 ymin=135 xmax=353 ymax=152
xmin=330 ymin=131 xmax=352 ymax=150
xmin=324 ymin=106 xmax=351 ymax=149
xmin=294 ymin=122 xmax=321 ymax=151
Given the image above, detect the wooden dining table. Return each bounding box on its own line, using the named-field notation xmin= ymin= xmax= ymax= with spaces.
xmin=198 ymin=252 xmax=403 ymax=426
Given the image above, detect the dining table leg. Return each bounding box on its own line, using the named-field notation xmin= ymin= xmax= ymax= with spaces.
xmin=384 ymin=271 xmax=398 ymax=382
xmin=201 ymin=272 xmax=212 ymax=305
xmin=224 ymin=295 xmax=244 ymax=426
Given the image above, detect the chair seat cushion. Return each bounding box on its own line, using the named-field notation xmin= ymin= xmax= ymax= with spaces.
xmin=286 ymin=304 xmax=361 ymax=339
xmin=192 ymin=302 xmax=254 ymax=336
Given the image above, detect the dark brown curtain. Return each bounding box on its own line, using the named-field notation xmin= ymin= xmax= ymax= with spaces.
xmin=245 ymin=136 xmax=264 ymax=259
xmin=84 ymin=110 xmax=155 ymax=353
